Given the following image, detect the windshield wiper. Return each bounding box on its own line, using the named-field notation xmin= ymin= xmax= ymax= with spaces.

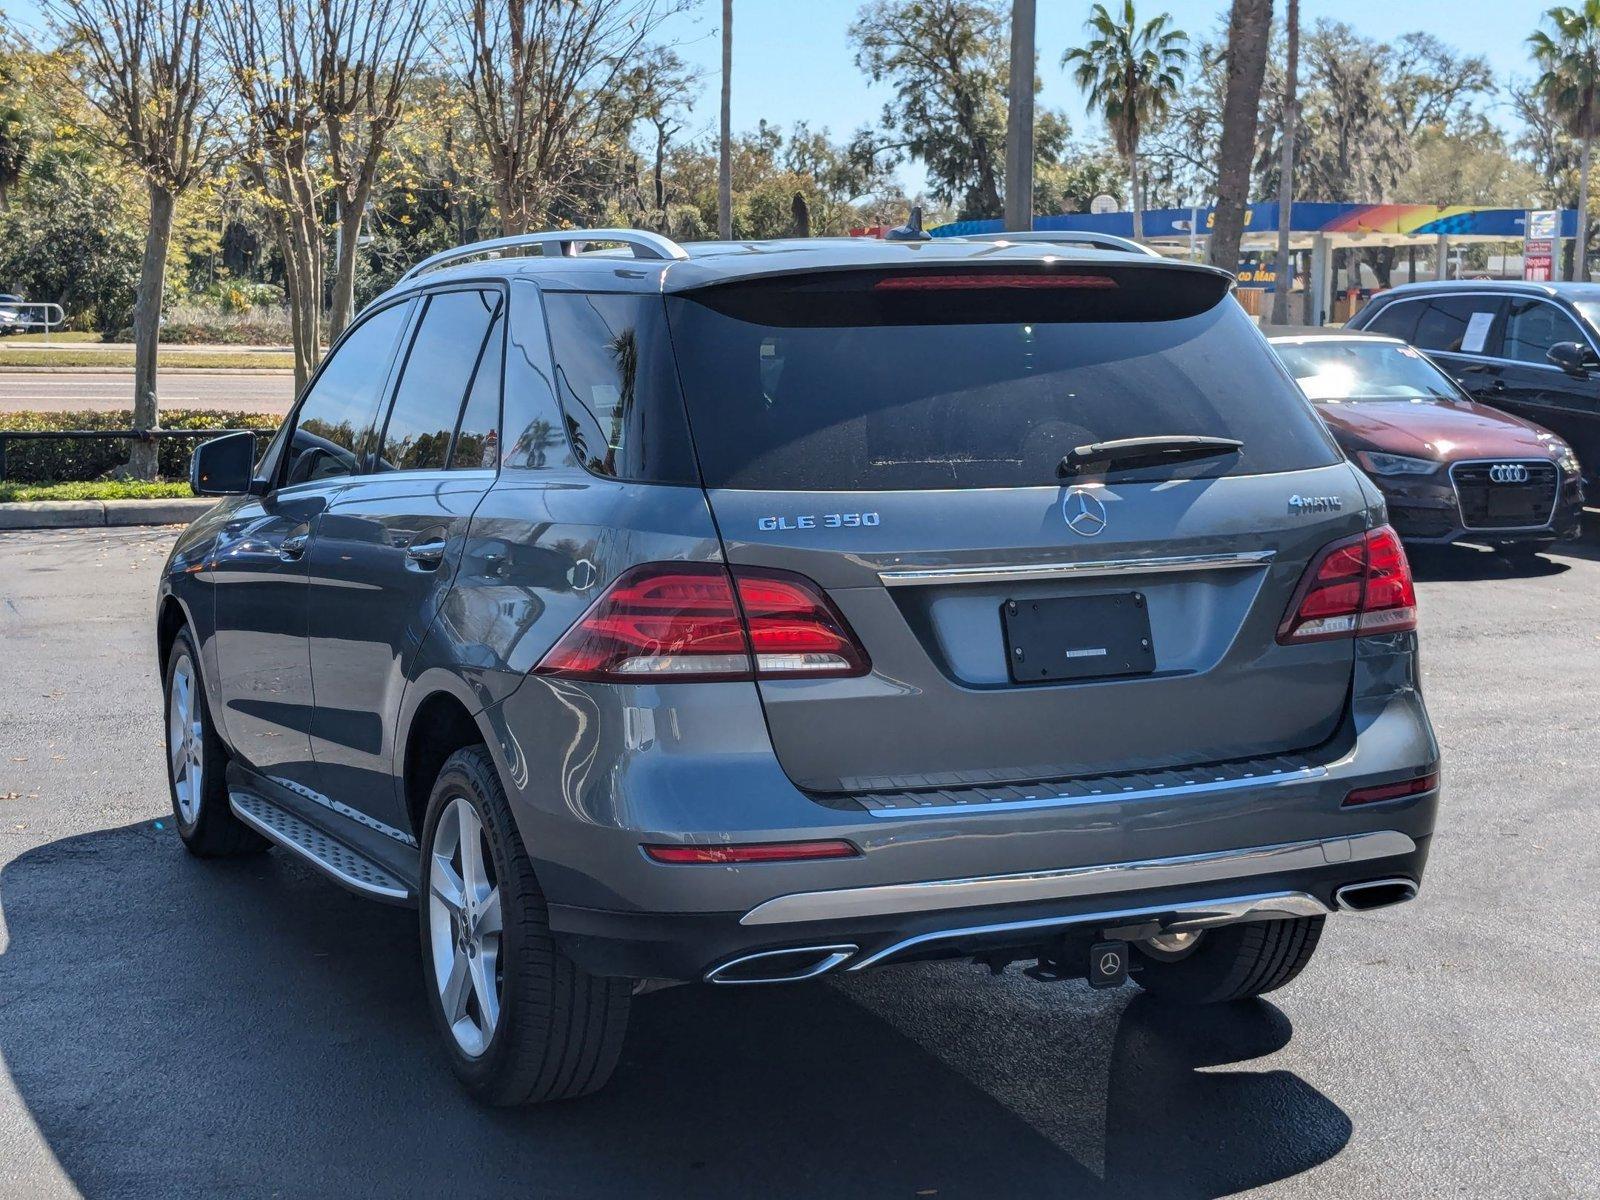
xmin=1058 ymin=435 xmax=1243 ymax=478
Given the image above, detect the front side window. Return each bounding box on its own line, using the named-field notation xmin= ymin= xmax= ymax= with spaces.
xmin=1362 ymin=299 xmax=1421 ymax=343
xmin=284 ymin=301 xmax=411 ymax=487
xmin=1502 ymin=299 xmax=1587 ymax=366
xmin=543 ymin=292 xmax=697 ymax=484
xmin=1410 ymin=296 xmax=1501 ymax=356
xmin=378 ymin=289 xmax=503 ymax=472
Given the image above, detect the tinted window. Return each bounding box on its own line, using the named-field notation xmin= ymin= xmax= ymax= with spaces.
xmin=665 ymin=276 xmax=1339 ymax=491
xmin=1502 ymin=298 xmax=1586 ymax=366
xmin=379 ymin=289 xmax=502 ymax=472
xmin=1411 ymin=296 xmax=1500 ymax=355
xmin=1362 ymin=299 xmax=1422 ymax=342
xmin=544 ymin=292 xmax=697 ymax=483
xmin=451 ymin=303 xmax=506 ymax=469
xmin=285 ymin=301 xmax=410 ymax=486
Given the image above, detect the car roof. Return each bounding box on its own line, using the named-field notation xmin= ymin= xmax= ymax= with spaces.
xmin=381 ymin=234 xmax=1225 ymax=302
xmin=1367 ymin=278 xmax=1600 ymax=304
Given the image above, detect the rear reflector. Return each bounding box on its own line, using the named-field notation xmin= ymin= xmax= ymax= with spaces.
xmin=873 ymin=273 xmax=1117 ymax=291
xmin=533 ymin=562 xmax=870 ymax=683
xmin=644 ymin=840 xmax=860 ymax=864
xmin=1278 ymin=525 xmax=1418 ymax=644
xmin=1343 ymin=772 xmax=1438 ymax=807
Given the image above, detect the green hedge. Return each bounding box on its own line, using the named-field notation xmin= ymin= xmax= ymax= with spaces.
xmin=0 ymin=410 xmax=281 ymax=483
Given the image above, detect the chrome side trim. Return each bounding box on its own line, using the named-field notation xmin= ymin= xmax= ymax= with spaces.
xmin=739 ymin=830 xmax=1417 ymax=927
xmin=866 ymin=764 xmax=1328 ymax=819
xmin=704 ymin=945 xmax=858 ymax=985
xmin=848 ymin=891 xmax=1332 ymax=971
xmin=230 ymin=791 xmax=411 ymax=902
xmin=877 ymin=549 xmax=1275 ymax=588
xmin=267 ymin=773 xmax=418 ymax=847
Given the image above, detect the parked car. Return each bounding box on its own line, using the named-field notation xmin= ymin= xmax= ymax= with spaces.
xmin=160 ymin=230 xmax=1440 ymax=1105
xmin=1346 ymin=279 xmax=1600 ymax=486
xmin=0 ymin=293 xmax=29 ymax=334
xmin=1269 ymin=330 xmax=1584 ymax=557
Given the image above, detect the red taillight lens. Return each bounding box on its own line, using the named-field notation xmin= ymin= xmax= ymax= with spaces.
xmin=1278 ymin=525 xmax=1418 ymax=644
xmin=873 ymin=273 xmax=1117 ymax=291
xmin=1343 ymin=771 xmax=1438 ymax=807
xmin=643 ymin=839 xmax=860 ymax=864
xmin=533 ymin=563 xmax=870 ymax=683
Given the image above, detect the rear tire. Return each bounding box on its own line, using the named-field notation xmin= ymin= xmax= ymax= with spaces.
xmin=163 ymin=626 xmax=266 ymax=858
xmin=418 ymin=746 xmax=631 ymax=1105
xmin=1132 ymin=917 xmax=1324 ymax=1005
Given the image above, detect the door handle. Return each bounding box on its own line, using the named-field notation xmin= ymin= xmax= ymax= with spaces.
xmin=278 ymin=532 xmax=309 ymax=561
xmin=406 ymin=539 xmax=448 ymax=567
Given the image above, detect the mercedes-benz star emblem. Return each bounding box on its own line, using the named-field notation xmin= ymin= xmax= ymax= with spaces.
xmin=1063 ymin=487 xmax=1108 ymax=537
xmin=1098 ymin=951 xmax=1122 ymax=975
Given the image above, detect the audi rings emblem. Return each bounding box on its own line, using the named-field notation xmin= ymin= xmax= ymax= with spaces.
xmin=1488 ymin=463 xmax=1530 ymax=484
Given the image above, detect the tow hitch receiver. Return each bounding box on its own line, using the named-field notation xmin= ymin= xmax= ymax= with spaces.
xmin=1088 ymin=940 xmax=1130 ymax=989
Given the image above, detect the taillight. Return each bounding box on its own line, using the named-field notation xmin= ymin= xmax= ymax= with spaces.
xmin=1277 ymin=525 xmax=1417 ymax=644
xmin=533 ymin=563 xmax=870 ymax=683
xmin=873 ymin=273 xmax=1117 ymax=291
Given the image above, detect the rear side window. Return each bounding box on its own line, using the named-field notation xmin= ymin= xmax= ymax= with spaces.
xmin=1411 ymin=296 xmax=1501 ymax=356
xmin=1502 ymin=298 xmax=1586 ymax=366
xmin=665 ymin=269 xmax=1339 ymax=491
xmin=378 ymin=288 xmax=503 ymax=472
xmin=543 ymin=292 xmax=697 ymax=484
xmin=1362 ymin=298 xmax=1421 ymax=342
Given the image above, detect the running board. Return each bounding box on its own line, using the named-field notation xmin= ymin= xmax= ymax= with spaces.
xmin=229 ymin=790 xmax=413 ymax=903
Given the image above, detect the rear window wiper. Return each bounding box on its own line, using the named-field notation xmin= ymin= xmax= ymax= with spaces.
xmin=1059 ymin=435 xmax=1243 ymax=478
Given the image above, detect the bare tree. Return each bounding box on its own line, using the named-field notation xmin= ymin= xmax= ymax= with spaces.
xmin=1270 ymin=0 xmax=1298 ymax=325
xmin=45 ymin=0 xmax=222 ymax=478
xmin=451 ymin=0 xmax=683 ymax=237
xmin=1207 ymin=0 xmax=1272 ymax=272
xmin=318 ymin=0 xmax=431 ymax=338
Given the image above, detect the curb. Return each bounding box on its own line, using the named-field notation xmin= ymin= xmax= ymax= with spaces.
xmin=0 ymin=498 xmax=214 ymax=530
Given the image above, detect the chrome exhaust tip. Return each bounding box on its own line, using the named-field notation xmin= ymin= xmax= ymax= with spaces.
xmin=704 ymin=944 xmax=857 ymax=985
xmin=1335 ymin=877 xmax=1419 ymax=912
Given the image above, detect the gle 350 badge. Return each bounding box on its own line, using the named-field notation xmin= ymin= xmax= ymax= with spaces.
xmin=757 ymin=511 xmax=881 ymax=531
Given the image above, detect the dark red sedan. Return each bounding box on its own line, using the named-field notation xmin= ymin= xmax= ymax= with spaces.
xmin=1270 ymin=331 xmax=1585 ymax=557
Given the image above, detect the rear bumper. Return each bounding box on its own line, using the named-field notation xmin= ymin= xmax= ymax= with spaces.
xmin=549 ymin=830 xmax=1433 ymax=982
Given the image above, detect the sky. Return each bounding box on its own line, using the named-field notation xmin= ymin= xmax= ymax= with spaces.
xmin=3 ymin=0 xmax=1558 ymax=198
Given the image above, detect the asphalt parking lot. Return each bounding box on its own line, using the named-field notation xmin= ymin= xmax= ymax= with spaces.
xmin=1 ymin=524 xmax=1597 ymax=1199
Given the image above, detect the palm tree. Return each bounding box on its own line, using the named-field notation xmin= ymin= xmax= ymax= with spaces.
xmin=1271 ymin=0 xmax=1299 ymax=324
xmin=1063 ymin=1 xmax=1187 ymax=242
xmin=1531 ymin=2 xmax=1600 ymax=280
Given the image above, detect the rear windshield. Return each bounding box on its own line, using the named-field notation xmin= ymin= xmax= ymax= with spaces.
xmin=665 ymin=269 xmax=1339 ymax=491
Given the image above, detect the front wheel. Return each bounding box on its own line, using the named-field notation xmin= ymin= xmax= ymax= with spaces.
xmin=1132 ymin=916 xmax=1324 ymax=1005
xmin=418 ymin=746 xmax=631 ymax=1105
xmin=163 ymin=627 xmax=265 ymax=858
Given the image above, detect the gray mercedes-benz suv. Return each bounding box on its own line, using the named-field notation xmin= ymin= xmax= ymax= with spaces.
xmin=159 ymin=229 xmax=1440 ymax=1104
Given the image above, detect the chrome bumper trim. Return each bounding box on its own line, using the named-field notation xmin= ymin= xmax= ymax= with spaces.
xmin=875 ymin=549 xmax=1276 ymax=588
xmin=865 ymin=763 xmax=1328 ymax=818
xmin=738 ymin=829 xmax=1417 ymax=927
xmin=847 ymin=890 xmax=1332 ymax=971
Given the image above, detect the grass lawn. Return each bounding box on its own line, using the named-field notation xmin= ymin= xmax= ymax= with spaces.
xmin=0 ymin=480 xmax=195 ymax=503
xmin=5 ymin=331 xmax=101 ymax=344
xmin=0 ymin=348 xmax=294 ymax=369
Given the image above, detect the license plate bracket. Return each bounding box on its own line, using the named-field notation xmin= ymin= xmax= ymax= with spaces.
xmin=1001 ymin=592 xmax=1156 ymax=684
xmin=1486 ymin=487 xmax=1534 ymax=519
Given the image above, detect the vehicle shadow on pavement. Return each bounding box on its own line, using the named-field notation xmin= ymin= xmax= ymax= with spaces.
xmin=0 ymin=822 xmax=1349 ymax=1199
xmin=1408 ymin=543 xmax=1573 ymax=582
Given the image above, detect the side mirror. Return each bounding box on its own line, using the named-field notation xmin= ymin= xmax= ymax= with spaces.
xmin=1546 ymin=340 xmax=1596 ymax=377
xmin=190 ymin=431 xmax=258 ymax=495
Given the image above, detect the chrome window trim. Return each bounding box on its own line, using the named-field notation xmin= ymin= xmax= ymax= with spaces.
xmin=1447 ymin=457 xmax=1561 ymax=533
xmin=864 ymin=762 xmax=1326 ymax=818
xmin=876 ymin=549 xmax=1275 ymax=588
xmin=738 ymin=829 xmax=1419 ymax=927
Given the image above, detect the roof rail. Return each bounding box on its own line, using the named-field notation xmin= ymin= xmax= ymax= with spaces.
xmin=397 ymin=228 xmax=688 ymax=283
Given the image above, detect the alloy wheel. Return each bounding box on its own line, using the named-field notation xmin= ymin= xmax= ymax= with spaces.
xmin=167 ymin=653 xmax=204 ymax=825
xmin=427 ymin=795 xmax=504 ymax=1057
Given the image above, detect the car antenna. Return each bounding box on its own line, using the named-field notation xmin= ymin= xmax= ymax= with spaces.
xmin=883 ymin=205 xmax=932 ymax=242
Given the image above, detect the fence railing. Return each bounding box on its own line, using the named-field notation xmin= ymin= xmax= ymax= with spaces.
xmin=0 ymin=428 xmax=264 ymax=483
xmin=0 ymin=302 xmax=66 ymax=339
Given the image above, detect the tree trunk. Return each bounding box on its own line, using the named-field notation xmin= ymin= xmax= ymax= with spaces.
xmin=1270 ymin=0 xmax=1298 ymax=325
xmin=1207 ymin=0 xmax=1273 ymax=272
xmin=328 ymin=195 xmax=365 ymax=341
xmin=1003 ymin=0 xmax=1036 ymax=232
xmin=1577 ymin=132 xmax=1592 ymax=282
xmin=127 ymin=182 xmax=175 ymax=480
xmin=718 ymin=0 xmax=733 ymax=239
xmin=654 ymin=124 xmax=667 ymax=213
xmin=1130 ymin=154 xmax=1143 ymax=242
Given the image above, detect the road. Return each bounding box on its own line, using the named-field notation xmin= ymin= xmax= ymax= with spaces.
xmin=0 ymin=525 xmax=1597 ymax=1199
xmin=0 ymin=371 xmax=293 ymax=415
